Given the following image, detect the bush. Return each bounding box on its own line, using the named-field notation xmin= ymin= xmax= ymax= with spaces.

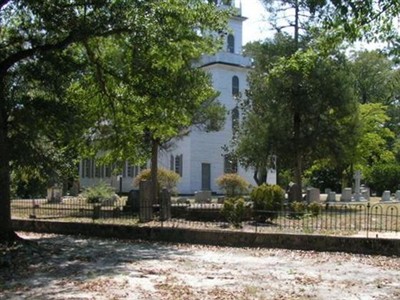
xmin=367 ymin=163 xmax=400 ymax=196
xmin=221 ymin=197 xmax=251 ymax=228
xmin=290 ymin=201 xmax=321 ymax=217
xmin=290 ymin=201 xmax=306 ymax=215
xmin=250 ymin=184 xmax=284 ymax=221
xmin=133 ymin=167 xmax=180 ymax=195
xmin=304 ymin=163 xmax=341 ymax=193
xmin=216 ymin=173 xmax=249 ymax=197
xmin=83 ymin=181 xmax=115 ymax=204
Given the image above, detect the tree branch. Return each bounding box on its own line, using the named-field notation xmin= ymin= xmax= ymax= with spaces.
xmin=0 ymin=28 xmax=129 ymax=74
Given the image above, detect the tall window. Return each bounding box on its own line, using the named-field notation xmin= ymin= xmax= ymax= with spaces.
xmin=170 ymin=154 xmax=183 ymax=177
xmin=175 ymin=155 xmax=183 ymax=177
xmin=105 ymin=165 xmax=111 ymax=177
xmin=232 ymin=106 xmax=239 ymax=135
xmin=224 ymin=154 xmax=238 ymax=174
xmin=227 ymin=34 xmax=235 ymax=53
xmin=83 ymin=159 xmax=93 ymax=178
xmin=126 ymin=163 xmax=139 ymax=178
xmin=232 ymin=75 xmax=239 ymax=96
xmin=95 ymin=162 xmax=102 ymax=178
xmin=170 ymin=155 xmax=174 ymax=171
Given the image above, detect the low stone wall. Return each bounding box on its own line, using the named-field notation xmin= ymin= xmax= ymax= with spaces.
xmin=12 ymin=219 xmax=400 ymax=257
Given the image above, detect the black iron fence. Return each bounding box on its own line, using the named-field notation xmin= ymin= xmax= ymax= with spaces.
xmin=11 ymin=197 xmax=400 ymax=236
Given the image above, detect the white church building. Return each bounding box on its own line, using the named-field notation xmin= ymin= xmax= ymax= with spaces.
xmin=79 ymin=1 xmax=276 ymax=194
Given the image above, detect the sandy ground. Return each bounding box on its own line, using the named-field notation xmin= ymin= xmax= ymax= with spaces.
xmin=1 ymin=232 xmax=399 ymax=300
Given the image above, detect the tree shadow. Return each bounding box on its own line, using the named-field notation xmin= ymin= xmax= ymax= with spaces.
xmin=0 ymin=233 xmax=194 ymax=299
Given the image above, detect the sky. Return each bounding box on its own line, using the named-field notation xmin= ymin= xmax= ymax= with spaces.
xmin=241 ymin=0 xmax=270 ymax=44
xmin=240 ymin=0 xmax=385 ymax=50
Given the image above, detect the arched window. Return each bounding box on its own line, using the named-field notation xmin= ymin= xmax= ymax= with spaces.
xmin=175 ymin=155 xmax=183 ymax=177
xmin=227 ymin=34 xmax=235 ymax=53
xmin=232 ymin=106 xmax=239 ymax=135
xmin=232 ymin=75 xmax=239 ymax=96
xmin=224 ymin=154 xmax=238 ymax=174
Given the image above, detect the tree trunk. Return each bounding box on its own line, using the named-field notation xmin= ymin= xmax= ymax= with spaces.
xmin=0 ymin=75 xmax=16 ymax=242
xmin=150 ymin=139 xmax=158 ymax=205
xmin=293 ymin=111 xmax=303 ymax=201
xmin=292 ymin=0 xmax=302 ymax=200
xmin=294 ymin=0 xmax=299 ymax=48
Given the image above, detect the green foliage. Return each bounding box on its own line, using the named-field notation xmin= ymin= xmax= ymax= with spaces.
xmin=69 ymin=2 xmax=229 ymax=164
xmin=326 ymin=1 xmax=400 ymax=43
xmin=10 ymin=169 xmax=47 ymax=199
xmin=290 ymin=201 xmax=306 ymax=215
xmin=290 ymin=201 xmax=321 ymax=217
xmin=238 ymin=34 xmax=358 ymax=190
xmin=83 ymin=182 xmax=115 ymax=204
xmin=367 ymin=163 xmax=400 ymax=196
xmin=221 ymin=197 xmax=251 ymax=228
xmin=304 ymin=161 xmax=341 ymax=192
xmin=251 ymin=184 xmax=284 ymax=221
xmin=215 ymin=173 xmax=249 ymax=197
xmin=133 ymin=168 xmax=180 ymax=195
xmin=308 ymin=202 xmax=322 ymax=216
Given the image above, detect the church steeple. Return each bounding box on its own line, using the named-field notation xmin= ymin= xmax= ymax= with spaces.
xmin=200 ymin=0 xmax=249 ymax=67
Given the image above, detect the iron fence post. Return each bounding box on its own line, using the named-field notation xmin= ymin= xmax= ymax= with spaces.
xmin=366 ymin=202 xmax=370 ymax=238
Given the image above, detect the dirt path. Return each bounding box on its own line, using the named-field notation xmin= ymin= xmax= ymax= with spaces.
xmin=1 ymin=232 xmax=399 ymax=299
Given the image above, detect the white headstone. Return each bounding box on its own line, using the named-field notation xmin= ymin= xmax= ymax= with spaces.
xmin=306 ymin=188 xmax=320 ymax=203
xmin=341 ymin=188 xmax=352 ymax=202
xmin=327 ymin=191 xmax=336 ymax=202
xmin=47 ymin=186 xmax=62 ymax=203
xmin=381 ymin=190 xmax=391 ymax=202
xmin=195 ymin=190 xmax=212 ymax=203
xmin=361 ymin=186 xmax=370 ymax=201
xmin=353 ymin=170 xmax=363 ymax=201
xmin=395 ymin=190 xmax=400 ymax=202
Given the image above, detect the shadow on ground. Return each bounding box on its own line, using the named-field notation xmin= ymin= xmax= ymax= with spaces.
xmin=0 ymin=232 xmax=192 ymax=299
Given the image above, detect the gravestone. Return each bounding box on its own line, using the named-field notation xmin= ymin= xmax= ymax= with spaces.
xmin=353 ymin=170 xmax=365 ymax=201
xmin=124 ymin=190 xmax=140 ymax=213
xmin=340 ymin=188 xmax=352 ymax=202
xmin=324 ymin=188 xmax=331 ymax=195
xmin=47 ymin=186 xmax=62 ymax=203
xmin=327 ymin=191 xmax=336 ymax=202
xmin=160 ymin=188 xmax=171 ymax=221
xmin=195 ymin=190 xmax=212 ymax=203
xmin=361 ymin=186 xmax=370 ymax=201
xmin=381 ymin=190 xmax=391 ymax=202
xmin=139 ymin=180 xmax=153 ymax=222
xmin=306 ymin=188 xmax=320 ymax=203
xmin=288 ymin=182 xmax=301 ymax=202
xmin=69 ymin=181 xmax=80 ymax=196
xmin=395 ymin=190 xmax=400 ymax=202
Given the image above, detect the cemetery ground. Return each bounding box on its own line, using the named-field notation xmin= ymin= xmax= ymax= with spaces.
xmin=1 ymin=232 xmax=400 ymax=300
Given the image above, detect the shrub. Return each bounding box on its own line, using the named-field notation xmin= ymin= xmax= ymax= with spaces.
xmin=250 ymin=184 xmax=284 ymax=221
xmin=308 ymin=202 xmax=321 ymax=216
xmin=221 ymin=197 xmax=251 ymax=228
xmin=367 ymin=163 xmax=400 ymax=196
xmin=216 ymin=173 xmax=249 ymax=197
xmin=291 ymin=201 xmax=306 ymax=215
xmin=304 ymin=164 xmax=341 ymax=193
xmin=133 ymin=168 xmax=180 ymax=195
xmin=290 ymin=201 xmax=321 ymax=217
xmin=83 ymin=181 xmax=115 ymax=204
